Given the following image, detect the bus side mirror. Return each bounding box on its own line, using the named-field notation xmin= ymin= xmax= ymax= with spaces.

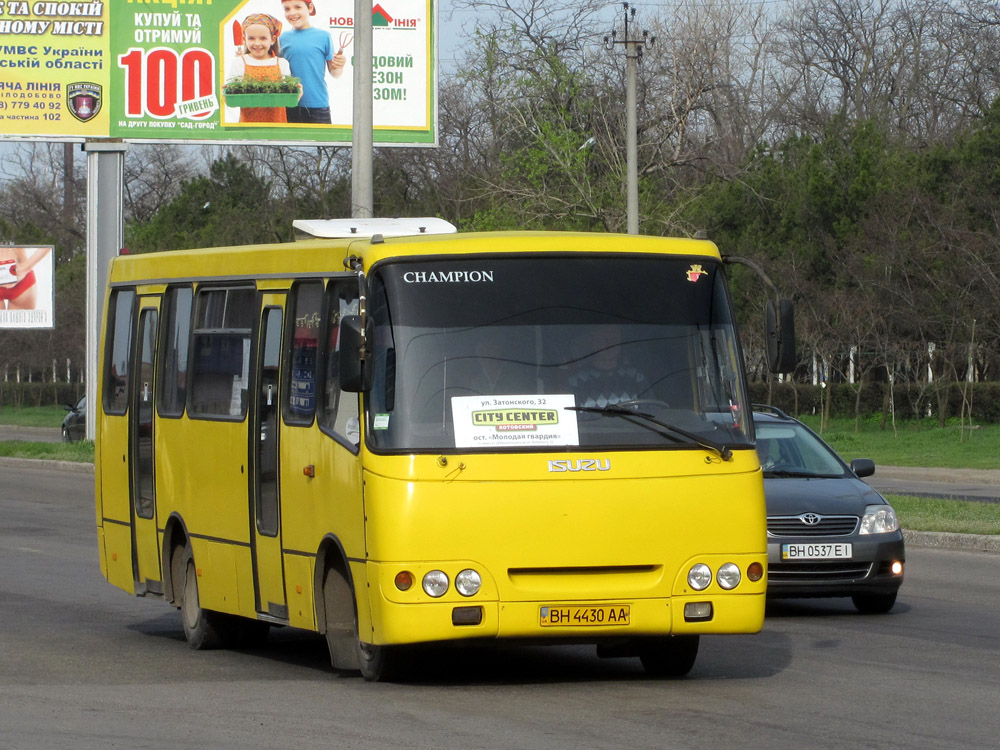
xmin=339 ymin=315 xmax=373 ymax=392
xmin=765 ymin=299 xmax=796 ymax=374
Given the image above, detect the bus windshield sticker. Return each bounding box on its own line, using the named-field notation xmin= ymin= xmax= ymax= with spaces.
xmin=373 ymin=414 xmax=391 ymax=430
xmin=452 ymin=395 xmax=579 ymax=448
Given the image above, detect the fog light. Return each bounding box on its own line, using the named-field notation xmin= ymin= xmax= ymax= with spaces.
xmin=394 ymin=570 xmax=413 ymax=591
xmin=455 ymin=568 xmax=482 ymax=597
xmin=717 ymin=562 xmax=741 ymax=590
xmin=452 ymin=606 xmax=483 ymax=626
xmin=684 ymin=602 xmax=713 ymax=621
xmin=747 ymin=561 xmax=765 ymax=582
xmin=688 ymin=563 xmax=712 ymax=591
xmin=422 ymin=570 xmax=449 ymax=598
xmin=891 ymin=561 xmax=904 ymax=575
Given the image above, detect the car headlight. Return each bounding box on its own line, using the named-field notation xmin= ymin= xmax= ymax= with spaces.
xmin=860 ymin=504 xmax=899 ymax=535
xmin=422 ymin=570 xmax=449 ymax=597
xmin=688 ymin=563 xmax=712 ymax=591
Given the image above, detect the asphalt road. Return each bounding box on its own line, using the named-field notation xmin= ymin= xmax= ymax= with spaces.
xmin=1 ymin=464 xmax=999 ymax=749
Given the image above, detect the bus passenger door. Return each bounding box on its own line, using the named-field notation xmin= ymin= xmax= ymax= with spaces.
xmin=131 ymin=303 xmax=161 ymax=591
xmin=251 ymin=298 xmax=287 ymax=618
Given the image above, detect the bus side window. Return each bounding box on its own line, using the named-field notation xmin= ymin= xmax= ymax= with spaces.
xmin=285 ymin=281 xmax=323 ymax=425
xmin=188 ymin=286 xmax=255 ymax=419
xmin=158 ymin=285 xmax=193 ymax=418
xmin=104 ymin=288 xmax=135 ymax=416
xmin=319 ymin=278 xmax=361 ymax=445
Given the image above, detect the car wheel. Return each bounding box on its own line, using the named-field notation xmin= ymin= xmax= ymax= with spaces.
xmin=851 ymin=591 xmax=898 ymax=614
xmin=61 ymin=426 xmax=70 ymax=442
xmin=638 ymin=635 xmax=699 ymax=677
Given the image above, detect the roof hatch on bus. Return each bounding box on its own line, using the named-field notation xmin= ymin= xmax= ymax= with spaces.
xmin=292 ymin=217 xmax=458 ymax=239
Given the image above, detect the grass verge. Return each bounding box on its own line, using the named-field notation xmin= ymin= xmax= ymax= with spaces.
xmin=0 ymin=404 xmax=72 ymax=428
xmin=797 ymin=415 xmax=1000 ymax=469
xmin=0 ymin=440 xmax=94 ymax=463
xmin=888 ymin=494 xmax=1000 ymax=536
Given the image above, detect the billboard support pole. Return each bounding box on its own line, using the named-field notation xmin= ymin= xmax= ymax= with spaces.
xmin=351 ymin=0 xmax=374 ymax=218
xmin=83 ymin=141 xmax=127 ymax=441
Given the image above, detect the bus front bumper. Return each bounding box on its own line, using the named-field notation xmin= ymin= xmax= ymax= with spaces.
xmin=367 ymin=591 xmax=765 ymax=646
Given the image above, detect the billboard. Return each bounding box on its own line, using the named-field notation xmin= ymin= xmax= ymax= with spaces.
xmin=0 ymin=246 xmax=54 ymax=329
xmin=0 ymin=0 xmax=436 ymax=145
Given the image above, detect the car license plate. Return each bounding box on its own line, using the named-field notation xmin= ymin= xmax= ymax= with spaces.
xmin=782 ymin=543 xmax=852 ymax=560
xmin=539 ymin=605 xmax=630 ymax=627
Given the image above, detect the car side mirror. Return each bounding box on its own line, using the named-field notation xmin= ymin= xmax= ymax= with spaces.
xmin=765 ymin=298 xmax=796 ymax=374
xmin=339 ymin=315 xmax=373 ymax=393
xmin=850 ymin=458 xmax=875 ymax=478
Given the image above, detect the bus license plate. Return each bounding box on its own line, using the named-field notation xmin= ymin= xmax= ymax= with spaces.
xmin=782 ymin=543 xmax=852 ymax=560
xmin=539 ymin=605 xmax=630 ymax=627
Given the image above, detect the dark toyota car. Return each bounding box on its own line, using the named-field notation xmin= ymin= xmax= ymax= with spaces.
xmin=62 ymin=396 xmax=86 ymax=442
xmin=754 ymin=406 xmax=904 ymax=613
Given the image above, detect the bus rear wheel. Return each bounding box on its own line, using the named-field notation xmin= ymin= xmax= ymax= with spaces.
xmin=179 ymin=542 xmax=234 ymax=649
xmin=638 ymin=635 xmax=699 ymax=678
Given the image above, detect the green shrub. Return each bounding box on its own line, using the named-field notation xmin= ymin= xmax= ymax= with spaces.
xmin=0 ymin=382 xmax=85 ymax=409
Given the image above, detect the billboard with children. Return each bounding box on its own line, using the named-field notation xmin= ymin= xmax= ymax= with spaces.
xmin=0 ymin=0 xmax=436 ymax=145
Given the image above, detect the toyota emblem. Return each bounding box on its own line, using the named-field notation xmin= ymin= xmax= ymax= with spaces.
xmin=800 ymin=513 xmax=821 ymax=525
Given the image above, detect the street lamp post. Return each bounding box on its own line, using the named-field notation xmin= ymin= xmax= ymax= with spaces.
xmin=605 ymin=3 xmax=654 ymax=235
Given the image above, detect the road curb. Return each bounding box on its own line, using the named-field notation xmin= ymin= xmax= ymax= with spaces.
xmin=0 ymin=456 xmax=94 ymax=474
xmin=904 ymin=529 xmax=1000 ymax=554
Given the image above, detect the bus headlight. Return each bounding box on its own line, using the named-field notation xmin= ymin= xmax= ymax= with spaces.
xmin=455 ymin=569 xmax=482 ymax=597
xmin=688 ymin=563 xmax=712 ymax=591
xmin=717 ymin=562 xmax=741 ymax=590
xmin=860 ymin=505 xmax=899 ymax=534
xmin=422 ymin=570 xmax=449 ymax=598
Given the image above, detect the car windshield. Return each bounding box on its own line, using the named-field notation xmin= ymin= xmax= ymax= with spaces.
xmin=366 ymin=255 xmax=752 ymax=452
xmin=755 ymin=419 xmax=848 ymax=477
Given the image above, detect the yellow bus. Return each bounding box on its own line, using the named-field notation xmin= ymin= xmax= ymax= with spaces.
xmin=95 ymin=220 xmax=793 ymax=680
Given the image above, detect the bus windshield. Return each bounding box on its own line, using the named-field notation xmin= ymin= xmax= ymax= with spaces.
xmin=366 ymin=255 xmax=752 ymax=452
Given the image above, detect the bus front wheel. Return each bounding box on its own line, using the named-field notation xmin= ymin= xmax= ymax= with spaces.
xmin=358 ymin=642 xmax=407 ymax=683
xmin=322 ymin=565 xmax=407 ymax=681
xmin=638 ymin=635 xmax=699 ymax=678
xmin=179 ymin=543 xmax=233 ymax=649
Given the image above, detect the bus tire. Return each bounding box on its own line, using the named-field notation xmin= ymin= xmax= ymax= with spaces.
xmin=638 ymin=635 xmax=699 ymax=678
xmin=322 ymin=565 xmax=407 ymax=681
xmin=358 ymin=641 xmax=407 ymax=683
xmin=179 ymin=542 xmax=233 ymax=649
xmin=323 ymin=567 xmax=360 ymax=671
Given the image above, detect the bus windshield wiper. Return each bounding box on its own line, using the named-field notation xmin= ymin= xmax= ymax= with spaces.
xmin=566 ymin=404 xmax=733 ymax=461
